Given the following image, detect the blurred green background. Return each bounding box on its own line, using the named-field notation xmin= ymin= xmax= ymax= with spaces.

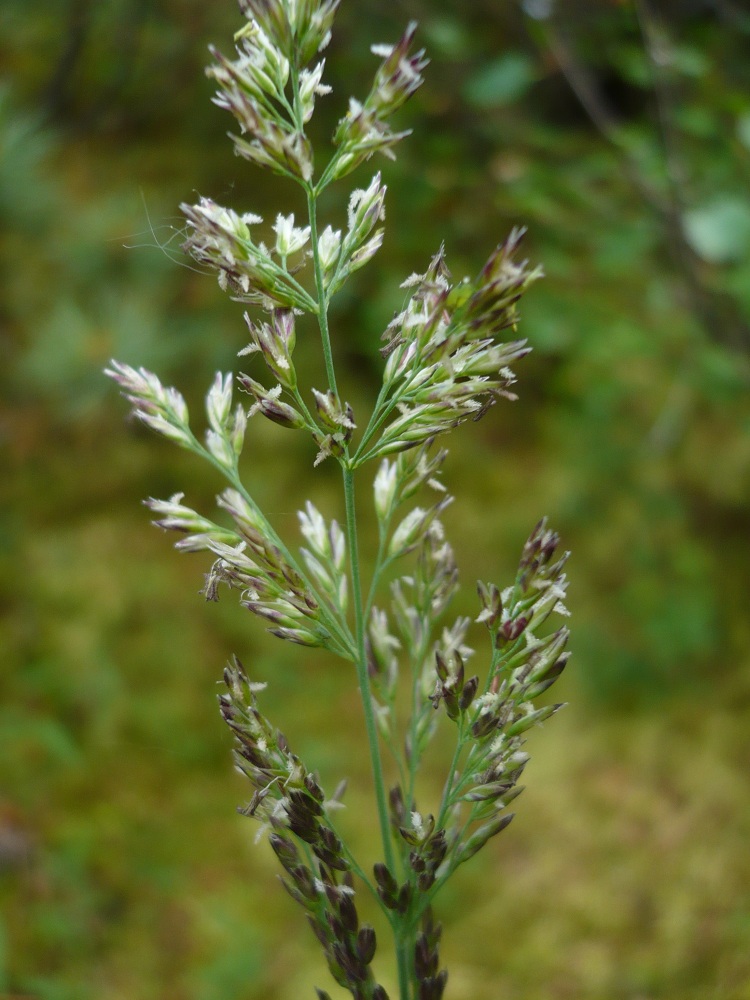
xmin=2 ymin=0 xmax=750 ymax=997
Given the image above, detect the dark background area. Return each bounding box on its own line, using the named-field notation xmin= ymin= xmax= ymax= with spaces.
xmin=2 ymin=1 xmax=750 ymax=997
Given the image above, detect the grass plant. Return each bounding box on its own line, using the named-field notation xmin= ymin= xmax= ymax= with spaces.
xmin=107 ymin=3 xmax=571 ymax=997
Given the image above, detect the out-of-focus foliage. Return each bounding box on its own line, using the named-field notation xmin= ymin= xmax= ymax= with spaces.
xmin=2 ymin=1 xmax=750 ymax=998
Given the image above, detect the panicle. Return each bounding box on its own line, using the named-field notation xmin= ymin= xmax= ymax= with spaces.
xmin=107 ymin=5 xmax=573 ymax=996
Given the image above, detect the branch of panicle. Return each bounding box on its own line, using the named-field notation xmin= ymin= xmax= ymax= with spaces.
xmin=355 ymin=230 xmax=542 ymax=465
xmin=221 ymin=655 xmax=391 ymax=1000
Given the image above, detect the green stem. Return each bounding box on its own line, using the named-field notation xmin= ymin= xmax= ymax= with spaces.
xmin=290 ymin=385 xmax=318 ymax=429
xmin=306 ymin=188 xmax=339 ymax=396
xmin=352 ymin=382 xmax=406 ymax=467
xmin=404 ymin=601 xmax=439 ymax=815
xmin=314 ymin=151 xmax=344 ymax=198
xmin=343 ymin=467 xmax=396 ymax=876
xmin=276 ymin=266 xmax=319 ymax=314
xmin=346 ymin=450 xmax=412 ymax=1000
xmin=352 ymin=345 xmax=430 ymax=466
xmin=307 ymin=165 xmax=411 ymax=1000
xmin=364 ymin=552 xmax=395 ymax=625
xmin=322 ymin=810 xmax=378 ymax=900
xmin=353 ymin=384 xmax=423 ymax=467
xmin=396 ymin=938 xmax=412 ymax=1000
xmin=435 ymin=720 xmax=466 ymax=831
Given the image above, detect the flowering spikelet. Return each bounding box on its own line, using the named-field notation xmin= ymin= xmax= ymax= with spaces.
xmin=332 ymin=22 xmax=428 ymax=179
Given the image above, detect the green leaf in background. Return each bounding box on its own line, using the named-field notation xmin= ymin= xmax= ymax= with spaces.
xmin=683 ymin=196 xmax=750 ymax=264
xmin=670 ymin=43 xmax=710 ymax=78
xmin=423 ymin=16 xmax=473 ymax=59
xmin=463 ymin=52 xmax=536 ymax=108
xmin=612 ymin=42 xmax=651 ymax=89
